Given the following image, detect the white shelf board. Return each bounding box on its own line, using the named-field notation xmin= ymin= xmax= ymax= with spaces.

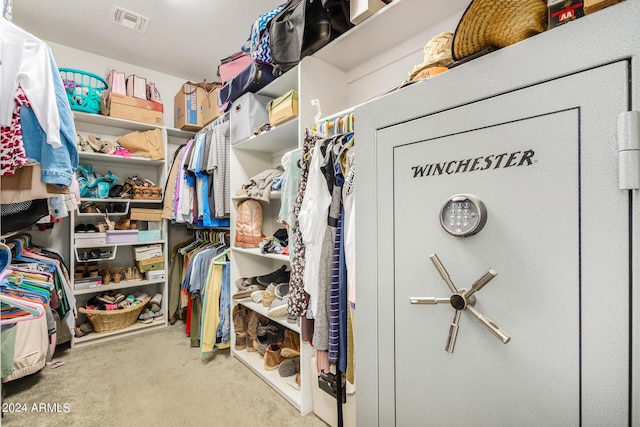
xmin=166 ymin=127 xmax=196 ymax=138
xmin=232 ymin=348 xmax=301 ymax=410
xmin=73 ymin=319 xmax=165 ymax=348
xmin=236 ymin=299 xmax=300 ymax=334
xmin=231 ymin=191 xmax=282 ymax=201
xmin=312 ymin=0 xmax=469 ymax=71
xmin=232 ymin=247 xmax=289 ymax=262
xmin=258 ymin=65 xmax=299 ymax=98
xmin=76 ymin=211 xmax=128 ymax=217
xmin=79 ymin=151 xmax=165 ymax=166
xmin=74 ymin=279 xmax=165 ymax=295
xmin=75 ymin=239 xmax=165 ymax=249
xmin=80 ymin=198 xmax=162 ymax=204
xmin=73 ymin=111 xmax=161 ymax=131
xmin=231 ymin=118 xmax=298 ymax=152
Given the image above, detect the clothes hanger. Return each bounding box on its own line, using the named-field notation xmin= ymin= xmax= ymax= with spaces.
xmin=0 ymin=293 xmax=45 ymax=325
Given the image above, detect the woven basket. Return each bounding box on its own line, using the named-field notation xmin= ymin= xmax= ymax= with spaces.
xmin=78 ymin=296 xmax=150 ymax=333
xmin=452 ymin=0 xmax=548 ymax=61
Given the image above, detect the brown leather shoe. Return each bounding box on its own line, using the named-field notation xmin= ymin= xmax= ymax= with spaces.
xmin=264 ymin=343 xmax=286 ymax=371
xmin=280 ymin=329 xmax=300 ymax=358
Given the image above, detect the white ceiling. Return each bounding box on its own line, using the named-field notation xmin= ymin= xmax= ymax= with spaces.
xmin=13 ymin=0 xmax=284 ymax=81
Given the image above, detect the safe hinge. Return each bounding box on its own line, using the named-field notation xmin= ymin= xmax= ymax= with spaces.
xmin=617 ymin=111 xmax=640 ymax=190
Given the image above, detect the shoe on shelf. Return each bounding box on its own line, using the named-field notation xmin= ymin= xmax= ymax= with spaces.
xmin=262 ymin=284 xmax=277 ymax=307
xmin=124 ymin=267 xmax=134 ymax=281
xmin=278 ymin=357 xmax=300 ymax=378
xmin=275 ymin=283 xmax=289 ymax=298
xmin=149 ymin=293 xmax=162 ymax=312
xmin=250 ymin=290 xmax=264 ymax=304
xmin=256 ymin=265 xmax=290 ymax=286
xmin=99 ymin=267 xmax=111 ymax=285
xmin=264 ymin=343 xmax=286 ymax=371
xmin=233 ymin=305 xmax=247 ymax=350
xmin=232 ymin=284 xmax=266 ymax=300
xmin=138 ymin=309 xmax=154 ymax=324
xmin=280 ymin=329 xmax=300 ymax=358
xmin=267 ymin=296 xmax=288 ymax=319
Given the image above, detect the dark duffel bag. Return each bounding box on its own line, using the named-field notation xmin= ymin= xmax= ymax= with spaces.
xmin=217 ymin=60 xmax=276 ymax=113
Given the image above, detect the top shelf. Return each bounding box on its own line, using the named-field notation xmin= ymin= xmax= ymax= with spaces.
xmin=258 ymin=65 xmax=299 ymax=98
xmin=312 ymin=0 xmax=468 ymax=71
xmin=73 ymin=111 xmax=195 ymax=138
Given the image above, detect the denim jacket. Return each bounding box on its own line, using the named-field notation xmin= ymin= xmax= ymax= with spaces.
xmin=19 ymin=47 xmax=78 ymax=187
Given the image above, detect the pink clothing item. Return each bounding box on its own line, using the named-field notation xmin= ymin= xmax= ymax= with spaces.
xmin=0 ymin=85 xmax=30 ymax=176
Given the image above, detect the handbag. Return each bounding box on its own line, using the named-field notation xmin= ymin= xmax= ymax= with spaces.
xmin=115 ymin=128 xmax=164 ymax=160
xmin=76 ymin=165 xmax=118 ymax=199
xmin=241 ymin=4 xmax=287 ymax=64
xmin=217 ymin=60 xmax=276 ymax=113
xmin=269 ymin=0 xmax=337 ymax=75
xmin=217 ymin=52 xmax=253 ymax=85
xmin=146 ymin=82 xmax=161 ymax=102
xmin=126 ymin=74 xmax=147 ymax=99
xmin=105 ymin=70 xmax=126 ymax=96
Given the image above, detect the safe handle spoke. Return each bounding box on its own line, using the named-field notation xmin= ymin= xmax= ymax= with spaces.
xmin=409 ymin=297 xmax=450 ymax=304
xmin=429 ymin=254 xmax=458 ymax=294
xmin=445 ymin=310 xmax=462 ymax=353
xmin=466 ymin=305 xmax=510 ymax=344
xmin=462 ymin=269 xmax=497 ymax=299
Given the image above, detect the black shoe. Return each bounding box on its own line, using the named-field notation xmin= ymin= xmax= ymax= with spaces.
xmin=256 ymin=265 xmax=290 ymax=286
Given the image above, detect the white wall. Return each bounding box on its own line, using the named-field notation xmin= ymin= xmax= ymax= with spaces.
xmin=346 ymin=12 xmax=463 ymax=107
xmin=48 ymin=41 xmax=190 ymax=129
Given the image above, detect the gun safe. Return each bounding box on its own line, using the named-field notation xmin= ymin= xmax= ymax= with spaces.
xmin=355 ymin=1 xmax=639 ymax=425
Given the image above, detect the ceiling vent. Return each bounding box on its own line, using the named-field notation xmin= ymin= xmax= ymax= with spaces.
xmin=111 ymin=5 xmax=150 ymax=33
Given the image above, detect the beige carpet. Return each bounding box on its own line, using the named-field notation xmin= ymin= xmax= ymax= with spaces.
xmin=1 ymin=323 xmax=327 ymax=427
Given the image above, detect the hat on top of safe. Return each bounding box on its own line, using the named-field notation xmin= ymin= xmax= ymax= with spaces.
xmin=452 ymin=0 xmax=548 ymax=61
xmin=409 ymin=31 xmax=454 ymax=82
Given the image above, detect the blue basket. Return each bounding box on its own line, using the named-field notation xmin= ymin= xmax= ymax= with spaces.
xmin=59 ymin=68 xmax=107 ymax=114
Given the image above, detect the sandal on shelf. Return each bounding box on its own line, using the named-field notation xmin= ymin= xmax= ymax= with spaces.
xmin=115 ymin=218 xmax=130 ymax=230
xmin=74 ymin=265 xmax=86 ymax=279
xmin=74 ymin=224 xmax=87 ymax=233
xmin=87 ymin=262 xmax=99 ymax=278
xmin=80 ymin=202 xmax=98 ymax=214
xmin=113 ymin=293 xmax=125 ymax=304
xmin=110 ymin=268 xmax=123 ymax=283
xmin=99 ymin=267 xmax=111 ymax=285
xmin=86 ymin=135 xmax=115 ymax=154
xmin=96 ymin=293 xmax=116 ymax=304
xmin=124 ymin=267 xmax=134 ymax=281
xmin=77 ymin=134 xmax=95 ymax=153
xmin=133 ymin=267 xmax=142 ymax=281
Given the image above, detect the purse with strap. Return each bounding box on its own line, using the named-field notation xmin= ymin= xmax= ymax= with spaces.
xmin=115 ymin=128 xmax=164 ymax=160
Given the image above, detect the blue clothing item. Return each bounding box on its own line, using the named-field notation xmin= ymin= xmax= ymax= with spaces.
xmin=217 ymin=262 xmax=231 ymax=344
xmin=19 ymin=47 xmax=78 ymax=187
xmin=49 ymin=195 xmax=68 ymax=219
xmin=272 ymin=175 xmax=283 ymax=191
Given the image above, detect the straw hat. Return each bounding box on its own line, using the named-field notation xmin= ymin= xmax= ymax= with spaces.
xmin=409 ymin=32 xmax=454 ymax=81
xmin=452 ymin=0 xmax=548 ymax=61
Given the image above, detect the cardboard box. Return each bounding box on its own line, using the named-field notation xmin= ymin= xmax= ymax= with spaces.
xmin=548 ymin=0 xmax=585 ymax=28
xmin=584 ymin=0 xmax=623 ymax=14
xmin=268 ymin=90 xmax=298 ymax=127
xmin=134 ymin=244 xmax=163 ymax=261
xmin=130 ymin=208 xmax=163 ymax=222
xmin=101 ymin=93 xmax=163 ymax=126
xmin=174 ymin=83 xmax=221 ymax=131
xmin=136 ymin=256 xmax=164 ymax=272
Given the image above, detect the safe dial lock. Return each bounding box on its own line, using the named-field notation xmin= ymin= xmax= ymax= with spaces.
xmin=439 ymin=194 xmax=487 ymax=237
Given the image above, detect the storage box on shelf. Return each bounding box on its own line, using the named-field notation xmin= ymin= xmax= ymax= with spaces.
xmin=69 ymin=111 xmax=195 ymax=348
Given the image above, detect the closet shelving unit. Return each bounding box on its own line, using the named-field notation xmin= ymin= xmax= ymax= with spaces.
xmin=70 ymin=111 xmax=194 ymax=348
xmin=230 ymin=0 xmax=469 ymax=418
